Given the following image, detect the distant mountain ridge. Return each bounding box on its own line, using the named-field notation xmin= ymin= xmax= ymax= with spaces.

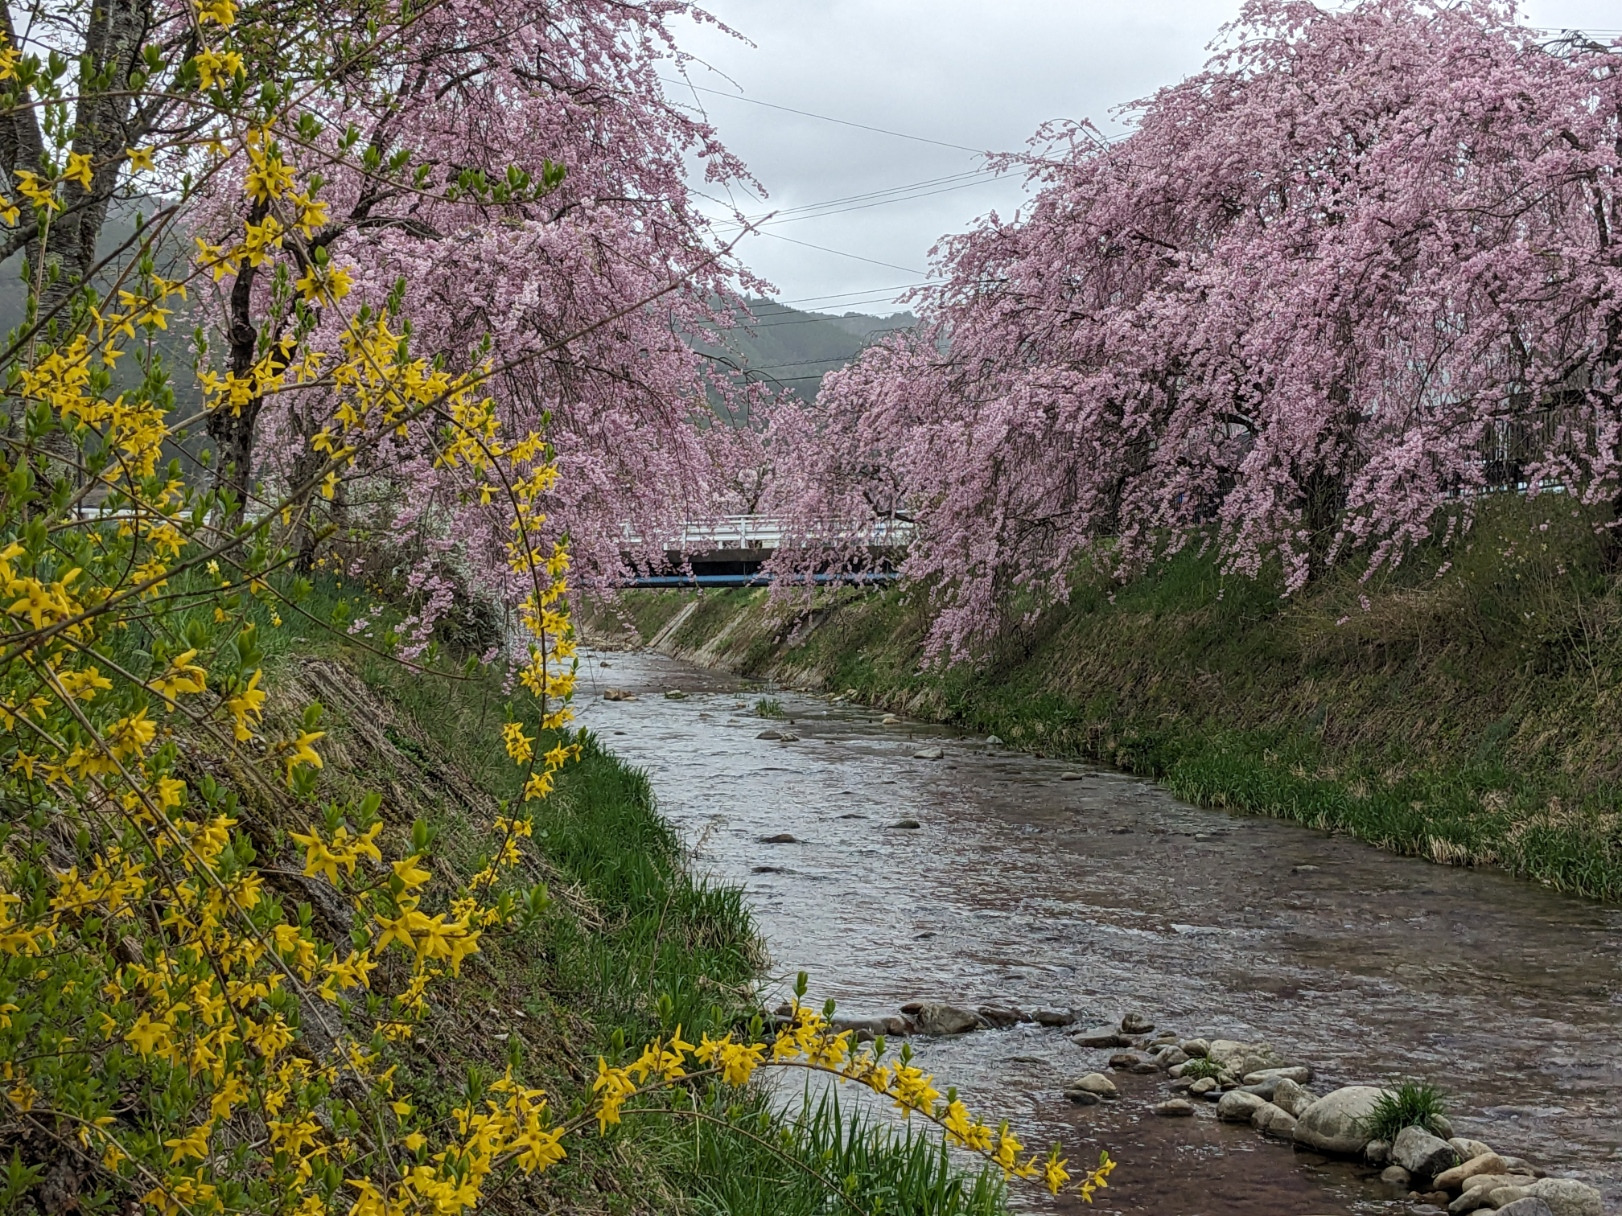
xmin=696 ymin=297 xmax=916 ymax=407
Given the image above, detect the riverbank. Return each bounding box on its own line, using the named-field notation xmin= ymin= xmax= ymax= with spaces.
xmin=584 ymin=502 xmax=1622 ymax=901
xmin=229 ymin=581 xmax=1010 ymax=1216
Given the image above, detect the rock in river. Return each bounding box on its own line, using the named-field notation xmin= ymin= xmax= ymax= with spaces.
xmin=888 ymin=818 xmax=922 ymax=830
xmin=1032 ymin=1007 xmax=1077 ymax=1027
xmin=1108 ymin=1052 xmax=1160 ymax=1074
xmin=831 ymin=1016 xmax=893 ymax=1040
xmin=1189 ymin=1077 xmax=1218 ymax=1097
xmin=1270 ymin=1077 xmax=1316 ymax=1118
xmin=1155 ymin=1099 xmax=1195 ymax=1117
xmin=1259 ymin=1108 xmax=1298 ymax=1139
xmin=1216 ymin=1090 xmax=1267 ymax=1123
xmin=1450 ymin=1138 xmax=1497 ymax=1162
xmin=913 ymin=747 xmax=945 ymax=760
xmin=1072 ymin=1025 xmax=1126 ymax=1049
xmin=1209 ymin=1039 xmax=1292 ymax=1078
xmin=758 ymin=832 xmax=797 ymax=844
xmin=756 ymin=729 xmax=784 ymax=740
xmin=977 ymin=1005 xmax=1026 ymax=1029
xmin=1244 ymin=1065 xmax=1312 ymax=1085
xmin=1434 ymin=1154 xmax=1511 ymax=1191
xmin=1119 ymin=1011 xmax=1155 ymax=1034
xmin=1066 ymin=1073 xmax=1119 ymax=1099
xmin=1292 ymin=1086 xmax=1390 ymax=1155
xmin=602 ymin=688 xmax=636 ymax=701
xmin=1382 ymin=1166 xmax=1413 ymax=1187
xmin=1501 ymin=1180 xmax=1602 ymax=1216
xmin=1393 ymin=1125 xmax=1459 ymax=1180
xmin=913 ymin=1004 xmax=981 ymax=1036
xmin=1454 ymin=1175 xmax=1541 ymax=1213
xmin=1493 ymin=1201 xmax=1556 ymax=1216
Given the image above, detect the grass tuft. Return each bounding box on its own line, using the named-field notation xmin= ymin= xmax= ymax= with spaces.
xmin=692 ymin=1090 xmax=1006 ymax=1216
xmin=1359 ymin=1082 xmax=1449 ymax=1143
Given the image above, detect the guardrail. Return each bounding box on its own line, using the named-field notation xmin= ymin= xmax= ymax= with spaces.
xmin=622 ymin=571 xmax=901 ymax=589
xmin=620 ymin=515 xmax=913 ymax=549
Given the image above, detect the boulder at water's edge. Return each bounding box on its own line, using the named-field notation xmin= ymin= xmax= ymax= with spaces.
xmin=1292 ymin=1086 xmax=1389 ymax=1156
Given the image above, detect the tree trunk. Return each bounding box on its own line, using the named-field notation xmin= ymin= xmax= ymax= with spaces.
xmin=2 ymin=0 xmax=150 ymax=484
xmin=207 ymin=205 xmax=269 ymax=525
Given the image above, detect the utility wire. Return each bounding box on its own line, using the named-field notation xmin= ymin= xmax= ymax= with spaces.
xmin=713 ymin=175 xmax=1009 ymax=232
xmin=706 ymin=309 xmax=918 ymax=334
xmin=750 ymin=231 xmax=928 ymax=275
xmin=720 ymin=169 xmax=993 ymax=225
xmin=731 ymin=352 xmax=908 ymax=373
xmin=661 ymin=77 xmax=991 ymax=155
xmin=756 ymin=282 xmax=930 ymax=306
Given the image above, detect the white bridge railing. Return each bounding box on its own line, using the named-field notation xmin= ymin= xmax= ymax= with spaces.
xmin=620 ymin=514 xmax=913 ymax=550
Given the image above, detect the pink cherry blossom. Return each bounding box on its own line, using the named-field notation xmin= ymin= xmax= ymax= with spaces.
xmin=189 ymin=0 xmax=774 ymax=618
xmin=771 ymin=0 xmax=1622 ymax=656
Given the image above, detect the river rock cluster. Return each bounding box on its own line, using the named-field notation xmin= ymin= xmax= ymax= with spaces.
xmin=1073 ymin=1015 xmax=1601 ymax=1216
xmin=822 ymin=1003 xmax=1603 ymax=1216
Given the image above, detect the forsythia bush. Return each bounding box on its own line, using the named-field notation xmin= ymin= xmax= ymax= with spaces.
xmin=0 ymin=4 xmax=1112 ymax=1214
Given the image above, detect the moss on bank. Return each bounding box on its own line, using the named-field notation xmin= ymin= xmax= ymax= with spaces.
xmin=588 ymin=500 xmax=1622 ymax=902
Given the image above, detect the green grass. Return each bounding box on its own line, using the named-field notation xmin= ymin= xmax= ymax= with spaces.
xmin=589 ymin=497 xmax=1622 ymax=902
xmin=1178 ymin=1057 xmax=1224 ymax=1081
xmin=688 ymin=1090 xmax=1006 ymax=1216
xmin=753 ymin=697 xmax=786 ymax=720
xmin=1360 ymin=1082 xmax=1449 ymax=1143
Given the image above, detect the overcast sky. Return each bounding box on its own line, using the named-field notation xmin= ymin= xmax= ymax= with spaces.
xmin=672 ymin=1 xmax=1622 ymax=315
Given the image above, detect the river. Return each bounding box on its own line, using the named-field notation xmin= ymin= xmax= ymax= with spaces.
xmin=573 ymin=647 xmax=1622 ymax=1216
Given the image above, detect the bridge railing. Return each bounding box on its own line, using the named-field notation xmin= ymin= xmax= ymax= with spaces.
xmin=620 ymin=514 xmax=913 ymax=550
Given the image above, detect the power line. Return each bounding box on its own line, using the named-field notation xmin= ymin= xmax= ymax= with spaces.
xmin=716 ymin=175 xmax=1009 ymax=232
xmin=750 ymin=231 xmax=928 ymax=275
xmin=733 ymin=352 xmax=907 ymax=373
xmin=760 ymin=282 xmax=931 ymax=306
xmin=707 ymin=308 xmax=918 ymax=334
xmin=722 ymin=170 xmax=993 ymax=225
xmin=662 ymin=77 xmax=991 ymax=156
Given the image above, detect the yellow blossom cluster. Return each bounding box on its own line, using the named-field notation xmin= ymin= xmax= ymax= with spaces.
xmin=586 ymin=998 xmax=1114 ymax=1199
xmin=0 ymin=9 xmax=1111 ymax=1215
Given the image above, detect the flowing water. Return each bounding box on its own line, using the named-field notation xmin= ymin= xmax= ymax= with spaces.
xmin=574 ymin=648 xmax=1622 ymax=1216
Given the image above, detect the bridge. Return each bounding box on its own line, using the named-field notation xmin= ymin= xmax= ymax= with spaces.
xmin=618 ymin=514 xmax=912 ymax=588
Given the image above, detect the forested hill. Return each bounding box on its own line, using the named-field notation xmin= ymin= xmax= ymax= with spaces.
xmin=696 ymin=297 xmax=917 ymax=405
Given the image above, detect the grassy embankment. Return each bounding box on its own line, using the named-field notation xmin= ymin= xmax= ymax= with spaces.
xmin=591 ymin=498 xmax=1622 ymax=902
xmin=219 ymin=577 xmax=1006 ymax=1216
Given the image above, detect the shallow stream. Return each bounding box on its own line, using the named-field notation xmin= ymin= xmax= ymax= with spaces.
xmin=573 ymin=649 xmax=1622 ymax=1216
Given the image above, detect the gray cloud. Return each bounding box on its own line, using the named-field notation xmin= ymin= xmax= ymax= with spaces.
xmin=674 ymin=0 xmax=1622 ymax=312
